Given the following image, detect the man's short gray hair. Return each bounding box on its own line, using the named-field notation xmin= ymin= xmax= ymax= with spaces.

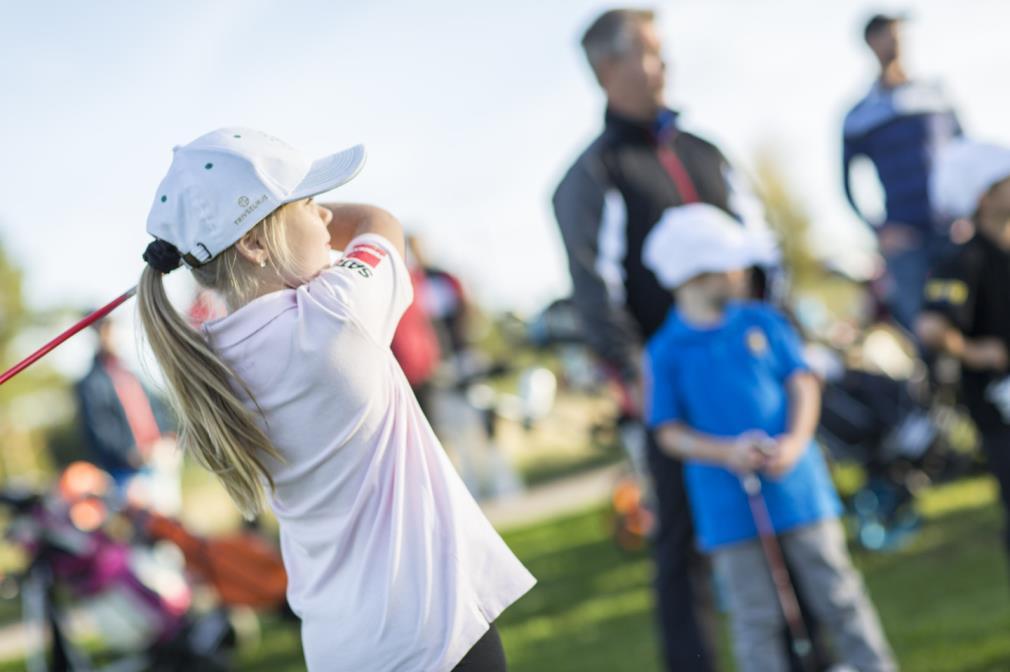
xmin=580 ymin=8 xmax=655 ymax=73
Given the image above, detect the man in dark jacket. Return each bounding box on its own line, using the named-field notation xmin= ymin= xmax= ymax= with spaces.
xmin=76 ymin=317 xmax=175 ymax=495
xmin=553 ymin=9 xmax=777 ymax=671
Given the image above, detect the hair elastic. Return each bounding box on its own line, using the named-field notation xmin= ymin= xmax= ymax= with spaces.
xmin=143 ymin=239 xmax=183 ymax=274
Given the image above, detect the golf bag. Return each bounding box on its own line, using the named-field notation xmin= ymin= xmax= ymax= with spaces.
xmin=0 ymin=464 xmax=236 ymax=671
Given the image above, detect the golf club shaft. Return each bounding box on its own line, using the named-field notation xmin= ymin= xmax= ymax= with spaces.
xmin=741 ymin=473 xmax=815 ymax=668
xmin=0 ymin=286 xmax=137 ymax=386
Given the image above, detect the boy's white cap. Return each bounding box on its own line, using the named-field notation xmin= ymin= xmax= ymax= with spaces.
xmin=146 ymin=127 xmax=366 ymax=266
xmin=931 ymin=139 xmax=1010 ymax=219
xmin=643 ymin=203 xmax=778 ymax=290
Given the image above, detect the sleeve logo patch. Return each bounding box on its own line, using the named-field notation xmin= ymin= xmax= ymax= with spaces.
xmin=336 ymin=242 xmax=388 ymax=279
xmin=344 ymin=243 xmax=388 ymax=269
xmin=336 ymin=258 xmax=374 ymax=278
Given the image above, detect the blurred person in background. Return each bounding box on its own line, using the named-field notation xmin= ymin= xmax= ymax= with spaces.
xmin=402 ymin=235 xmax=525 ymax=502
xmin=553 ymin=8 xmax=780 ymax=671
xmin=920 ymin=139 xmax=1010 ymax=574
xmin=644 ymin=204 xmax=895 ymax=672
xmin=408 ymin=234 xmax=473 ymax=373
xmin=75 ymin=316 xmax=181 ymax=514
xmin=842 ymin=12 xmax=963 ymax=332
xmin=391 ymin=236 xmax=443 ymax=420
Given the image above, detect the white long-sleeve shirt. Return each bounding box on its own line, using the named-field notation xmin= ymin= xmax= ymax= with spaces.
xmin=204 ymin=234 xmax=535 ymax=671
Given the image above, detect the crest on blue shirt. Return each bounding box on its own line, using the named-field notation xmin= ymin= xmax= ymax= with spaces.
xmin=746 ymin=327 xmax=769 ymax=357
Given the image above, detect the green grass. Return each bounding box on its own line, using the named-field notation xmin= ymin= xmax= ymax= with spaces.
xmin=3 ymin=477 xmax=1009 ymax=671
xmin=856 ymin=479 xmax=1010 ymax=672
xmin=516 ymin=444 xmax=623 ymax=488
xmin=237 ymin=476 xmax=1010 ymax=671
xmin=495 ymin=507 xmax=661 ymax=671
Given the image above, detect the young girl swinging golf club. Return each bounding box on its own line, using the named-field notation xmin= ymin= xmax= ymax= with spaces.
xmin=137 ymin=128 xmax=535 ymax=671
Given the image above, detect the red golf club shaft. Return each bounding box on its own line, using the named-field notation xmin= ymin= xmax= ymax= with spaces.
xmin=741 ymin=473 xmax=815 ymax=668
xmin=0 ymin=286 xmax=137 ymax=386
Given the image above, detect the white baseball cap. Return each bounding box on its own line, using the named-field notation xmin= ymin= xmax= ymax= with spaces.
xmin=146 ymin=127 xmax=366 ymax=266
xmin=643 ymin=203 xmax=778 ymax=290
xmin=931 ymin=139 xmax=1010 ymax=220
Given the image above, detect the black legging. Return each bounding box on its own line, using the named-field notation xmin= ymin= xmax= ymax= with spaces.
xmin=453 ymin=623 xmax=507 ymax=672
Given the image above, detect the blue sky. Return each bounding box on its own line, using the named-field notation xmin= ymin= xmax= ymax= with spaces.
xmin=3 ymin=0 xmax=1010 ymax=373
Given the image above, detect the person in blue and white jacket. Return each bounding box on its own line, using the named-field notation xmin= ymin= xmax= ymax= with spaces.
xmin=842 ymin=12 xmax=963 ymax=331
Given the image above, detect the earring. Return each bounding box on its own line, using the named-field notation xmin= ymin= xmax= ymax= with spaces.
xmin=259 ymin=259 xmax=267 ymax=269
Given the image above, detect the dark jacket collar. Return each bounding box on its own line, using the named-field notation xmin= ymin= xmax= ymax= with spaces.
xmin=604 ymin=106 xmax=680 ymax=144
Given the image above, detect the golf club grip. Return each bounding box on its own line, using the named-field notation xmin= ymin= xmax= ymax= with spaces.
xmin=0 ymin=286 xmax=137 ymax=386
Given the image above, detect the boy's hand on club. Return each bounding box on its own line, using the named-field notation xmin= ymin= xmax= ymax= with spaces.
xmin=761 ymin=433 xmax=807 ymax=478
xmin=726 ymin=431 xmax=770 ymax=475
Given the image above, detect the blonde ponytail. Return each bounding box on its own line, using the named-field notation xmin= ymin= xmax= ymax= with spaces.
xmin=137 ymin=209 xmax=294 ymax=519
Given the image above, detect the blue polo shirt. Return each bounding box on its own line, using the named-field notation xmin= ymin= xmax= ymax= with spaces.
xmin=645 ymin=302 xmax=841 ymax=551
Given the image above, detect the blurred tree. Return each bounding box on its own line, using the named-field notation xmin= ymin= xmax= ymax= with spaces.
xmin=749 ymin=146 xmax=869 ymax=333
xmin=750 ymin=145 xmax=822 ymax=289
xmin=0 ymin=231 xmax=72 ymax=482
xmin=0 ymin=235 xmax=25 ymax=347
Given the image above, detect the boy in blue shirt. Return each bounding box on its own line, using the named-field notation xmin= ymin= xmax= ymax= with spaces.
xmin=643 ymin=204 xmax=895 ymax=672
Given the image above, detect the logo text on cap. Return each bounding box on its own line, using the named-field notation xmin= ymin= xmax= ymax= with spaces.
xmin=235 ymin=194 xmax=269 ymax=227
